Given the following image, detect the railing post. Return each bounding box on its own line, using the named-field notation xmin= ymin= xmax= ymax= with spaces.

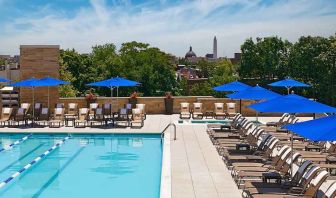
xmin=161 ymin=123 xmax=176 ymax=141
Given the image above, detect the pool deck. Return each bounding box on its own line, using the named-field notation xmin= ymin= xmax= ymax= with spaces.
xmin=0 ymin=115 xmax=313 ymax=198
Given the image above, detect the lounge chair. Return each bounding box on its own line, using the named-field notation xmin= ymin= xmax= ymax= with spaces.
xmin=49 ymin=108 xmax=65 ymax=128
xmin=115 ymin=108 xmax=129 ymax=127
xmin=192 ymin=102 xmax=203 ymax=119
xmin=214 ymin=103 xmax=227 ymax=119
xmin=75 ymin=108 xmax=89 ymax=128
xmin=180 ymin=102 xmax=191 ymax=119
xmin=21 ymin=103 xmax=31 ymax=112
xmin=0 ymin=107 xmax=13 ymax=126
xmin=102 ymin=103 xmax=113 ymax=125
xmin=90 ymin=108 xmax=105 ymax=127
xmin=226 ymin=102 xmax=237 ymax=118
xmin=266 ymin=113 xmax=290 ymax=127
xmin=55 ymin=103 xmax=65 ymax=108
xmin=89 ymin=103 xmax=99 ymax=119
xmin=33 ymin=103 xmax=42 ymax=119
xmin=244 ymin=168 xmax=329 ymax=198
xmin=130 ymin=108 xmax=144 ymax=128
xmin=35 ymin=108 xmax=50 ymax=126
xmin=136 ymin=104 xmax=146 ymax=119
xmin=66 ymin=103 xmax=78 ymax=117
xmin=12 ymin=107 xmax=28 ymax=126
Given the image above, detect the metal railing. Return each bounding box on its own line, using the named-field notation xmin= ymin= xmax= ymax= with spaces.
xmin=161 ymin=123 xmax=176 ymax=140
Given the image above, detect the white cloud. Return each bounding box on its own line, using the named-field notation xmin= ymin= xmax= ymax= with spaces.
xmin=0 ymin=0 xmax=335 ymax=57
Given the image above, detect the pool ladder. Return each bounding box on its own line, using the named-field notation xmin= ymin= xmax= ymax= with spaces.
xmin=161 ymin=123 xmax=176 ymax=140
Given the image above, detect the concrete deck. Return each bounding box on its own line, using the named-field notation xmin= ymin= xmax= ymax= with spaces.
xmin=0 ymin=115 xmax=313 ymax=198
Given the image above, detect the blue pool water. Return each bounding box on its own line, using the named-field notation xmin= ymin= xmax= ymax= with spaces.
xmin=0 ymin=133 xmax=162 ymax=198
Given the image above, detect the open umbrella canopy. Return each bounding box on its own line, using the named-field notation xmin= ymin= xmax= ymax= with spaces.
xmin=283 ymin=115 xmax=336 ymax=141
xmin=248 ymin=93 xmax=336 ymax=113
xmin=39 ymin=77 xmax=69 ymax=86
xmin=227 ymin=85 xmax=281 ymax=100
xmin=10 ymin=77 xmax=41 ymax=87
xmin=213 ymin=81 xmax=251 ymax=92
xmin=0 ymin=77 xmax=9 ymax=83
xmin=268 ymin=77 xmax=310 ymax=88
xmin=88 ymin=77 xmax=140 ymax=87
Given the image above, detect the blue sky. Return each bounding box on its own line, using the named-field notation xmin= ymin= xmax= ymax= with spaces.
xmin=0 ymin=0 xmax=335 ymax=57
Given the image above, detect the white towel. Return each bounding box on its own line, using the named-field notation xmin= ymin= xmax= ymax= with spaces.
xmin=181 ymin=103 xmax=189 ymax=108
xmin=35 ymin=103 xmax=41 ymax=108
xmin=90 ymin=103 xmax=98 ymax=108
xmin=42 ymin=108 xmax=48 ymax=114
xmin=80 ymin=108 xmax=88 ymax=114
xmin=136 ymin=104 xmax=145 ymax=110
xmin=227 ymin=103 xmax=235 ymax=109
xmin=69 ymin=103 xmax=76 ymax=109
xmin=104 ymin=103 xmax=110 ymax=109
xmin=18 ymin=108 xmax=24 ymax=114
xmin=215 ymin=103 xmax=224 ymax=108
xmin=3 ymin=108 xmax=10 ymax=114
xmin=55 ymin=108 xmax=62 ymax=114
xmin=133 ymin=108 xmax=141 ymax=114
xmin=96 ymin=108 xmax=102 ymax=114
xmin=21 ymin=103 xmax=29 ymax=109
xmin=120 ymin=109 xmax=127 ymax=114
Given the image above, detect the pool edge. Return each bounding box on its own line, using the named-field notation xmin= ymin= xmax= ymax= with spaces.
xmin=160 ymin=132 xmax=171 ymax=198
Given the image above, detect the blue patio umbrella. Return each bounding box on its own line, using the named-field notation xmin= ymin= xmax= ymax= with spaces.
xmin=87 ymin=77 xmax=140 ymax=108
xmin=247 ymin=93 xmax=336 ymax=177
xmin=213 ymin=81 xmax=252 ymax=92
xmin=269 ymin=77 xmax=310 ymax=94
xmin=248 ymin=94 xmax=336 ymax=113
xmin=0 ymin=77 xmax=9 ymax=83
xmin=227 ymin=85 xmax=281 ymax=100
xmin=213 ymin=81 xmax=252 ymax=113
xmin=227 ymin=85 xmax=281 ymax=122
xmin=39 ymin=77 xmax=70 ymax=109
xmin=283 ymin=115 xmax=336 ymax=141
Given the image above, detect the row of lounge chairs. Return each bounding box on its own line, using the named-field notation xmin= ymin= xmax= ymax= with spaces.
xmin=0 ymin=102 xmax=146 ymax=128
xmin=179 ymin=102 xmax=237 ymax=119
xmin=207 ymin=113 xmax=336 ymax=197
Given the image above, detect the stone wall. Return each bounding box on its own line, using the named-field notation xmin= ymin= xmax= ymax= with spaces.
xmin=19 ymin=45 xmax=60 ymax=107
xmin=59 ymin=96 xmax=265 ymax=116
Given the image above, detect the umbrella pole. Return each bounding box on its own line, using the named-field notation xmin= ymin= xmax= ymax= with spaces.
xmin=110 ymin=86 xmax=113 ymax=98
xmin=48 ymin=86 xmax=50 ymax=110
xmin=32 ymin=87 xmax=35 ymax=126
xmin=289 ymin=114 xmax=294 ymax=178
xmin=117 ymin=86 xmax=119 ymax=111
xmin=239 ymin=99 xmax=242 ymax=114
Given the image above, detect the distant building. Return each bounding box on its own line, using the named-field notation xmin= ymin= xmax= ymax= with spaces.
xmin=185 ymin=46 xmax=198 ymax=63
xmin=229 ymin=53 xmax=241 ymax=65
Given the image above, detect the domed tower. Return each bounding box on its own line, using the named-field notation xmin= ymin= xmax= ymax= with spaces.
xmin=185 ymin=46 xmax=197 ymax=58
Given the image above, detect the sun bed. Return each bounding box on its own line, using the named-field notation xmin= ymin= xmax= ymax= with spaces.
xmin=136 ymin=104 xmax=146 ymax=120
xmin=35 ymin=108 xmax=50 ymax=127
xmin=130 ymin=108 xmax=144 ymax=128
xmin=244 ymin=169 xmax=329 ymax=198
xmin=180 ymin=102 xmax=191 ymax=119
xmin=89 ymin=103 xmax=98 ymax=120
xmin=214 ymin=103 xmax=227 ymax=119
xmin=0 ymin=107 xmax=13 ymax=126
xmin=226 ymin=102 xmax=237 ymax=119
xmin=115 ymin=108 xmax=129 ymax=127
xmin=11 ymin=107 xmax=28 ymax=126
xmin=90 ymin=108 xmax=105 ymax=127
xmin=75 ymin=108 xmax=89 ymax=128
xmin=192 ymin=102 xmax=203 ymax=119
xmin=49 ymin=108 xmax=65 ymax=128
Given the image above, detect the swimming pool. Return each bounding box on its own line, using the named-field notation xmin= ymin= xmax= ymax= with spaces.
xmin=0 ymin=133 xmax=162 ymax=198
